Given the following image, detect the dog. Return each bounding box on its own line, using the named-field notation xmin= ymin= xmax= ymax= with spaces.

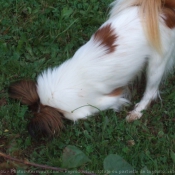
xmin=9 ymin=0 xmax=175 ymax=137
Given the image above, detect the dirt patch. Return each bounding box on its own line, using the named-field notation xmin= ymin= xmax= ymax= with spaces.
xmin=0 ymin=98 xmax=7 ymax=107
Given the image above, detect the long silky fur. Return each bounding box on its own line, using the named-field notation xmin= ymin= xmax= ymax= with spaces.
xmin=28 ymin=105 xmax=64 ymax=138
xmin=8 ymin=80 xmax=39 ymax=106
xmin=9 ymin=80 xmax=64 ymax=138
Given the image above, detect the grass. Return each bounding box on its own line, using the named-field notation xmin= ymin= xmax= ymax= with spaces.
xmin=0 ymin=0 xmax=175 ymax=174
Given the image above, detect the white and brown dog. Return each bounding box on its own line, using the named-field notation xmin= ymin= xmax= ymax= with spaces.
xmin=9 ymin=0 xmax=175 ymax=137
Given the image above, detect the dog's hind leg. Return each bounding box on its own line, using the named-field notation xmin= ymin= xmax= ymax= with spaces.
xmin=126 ymin=52 xmax=171 ymax=122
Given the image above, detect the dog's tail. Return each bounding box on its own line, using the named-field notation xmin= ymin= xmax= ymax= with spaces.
xmin=110 ymin=0 xmax=168 ymax=53
xmin=138 ymin=0 xmax=162 ymax=53
xmin=9 ymin=80 xmax=64 ymax=138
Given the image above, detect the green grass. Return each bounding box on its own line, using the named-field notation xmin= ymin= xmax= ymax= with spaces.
xmin=0 ymin=0 xmax=175 ymax=174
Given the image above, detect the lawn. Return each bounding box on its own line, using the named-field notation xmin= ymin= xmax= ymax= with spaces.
xmin=0 ymin=0 xmax=175 ymax=174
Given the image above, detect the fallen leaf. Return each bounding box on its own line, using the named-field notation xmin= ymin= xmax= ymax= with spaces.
xmin=103 ymin=154 xmax=135 ymax=175
xmin=62 ymin=145 xmax=90 ymax=169
xmin=127 ymin=140 xmax=135 ymax=146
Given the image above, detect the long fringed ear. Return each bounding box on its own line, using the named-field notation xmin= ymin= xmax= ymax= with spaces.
xmin=28 ymin=105 xmax=64 ymax=138
xmin=8 ymin=80 xmax=39 ymax=112
xmin=9 ymin=80 xmax=64 ymax=138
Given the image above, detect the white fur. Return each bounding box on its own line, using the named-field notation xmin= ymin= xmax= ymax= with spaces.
xmin=37 ymin=1 xmax=175 ymax=122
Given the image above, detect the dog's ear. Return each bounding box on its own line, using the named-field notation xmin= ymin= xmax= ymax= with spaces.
xmin=28 ymin=105 xmax=64 ymax=138
xmin=8 ymin=80 xmax=39 ymax=106
xmin=9 ymin=80 xmax=64 ymax=138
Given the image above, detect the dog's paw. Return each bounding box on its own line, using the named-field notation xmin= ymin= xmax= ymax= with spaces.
xmin=126 ymin=110 xmax=143 ymax=122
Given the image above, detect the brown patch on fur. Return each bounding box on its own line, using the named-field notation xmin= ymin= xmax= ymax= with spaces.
xmin=162 ymin=0 xmax=175 ymax=29
xmin=108 ymin=87 xmax=123 ymax=97
xmin=8 ymin=80 xmax=39 ymax=106
xmin=94 ymin=23 xmax=118 ymax=54
xmin=162 ymin=0 xmax=175 ymax=8
xmin=28 ymin=105 xmax=64 ymax=138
